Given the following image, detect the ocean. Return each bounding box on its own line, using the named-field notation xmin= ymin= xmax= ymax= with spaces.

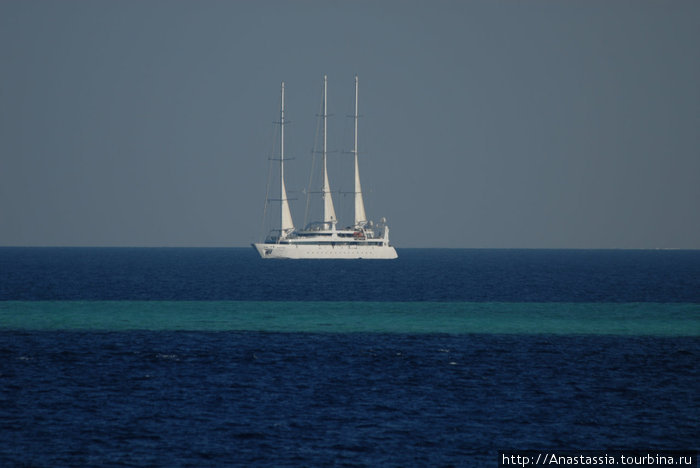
xmin=1 ymin=248 xmax=698 ymax=466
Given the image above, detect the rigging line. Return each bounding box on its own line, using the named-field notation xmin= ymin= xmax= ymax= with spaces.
xmin=304 ymin=85 xmax=324 ymax=227
xmin=260 ymin=121 xmax=278 ymax=241
xmin=344 ymin=75 xmax=360 ymax=223
xmin=342 ymin=79 xmax=351 ymax=187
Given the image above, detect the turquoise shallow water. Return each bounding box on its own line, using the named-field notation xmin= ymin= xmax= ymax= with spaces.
xmin=2 ymin=301 xmax=698 ymax=335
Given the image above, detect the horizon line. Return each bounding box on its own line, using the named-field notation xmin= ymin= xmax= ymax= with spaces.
xmin=1 ymin=245 xmax=698 ymax=251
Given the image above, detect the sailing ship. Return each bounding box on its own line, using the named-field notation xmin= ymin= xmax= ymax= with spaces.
xmin=253 ymin=75 xmax=397 ymax=259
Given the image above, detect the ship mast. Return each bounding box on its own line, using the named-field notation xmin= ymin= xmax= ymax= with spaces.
xmin=353 ymin=75 xmax=367 ymax=227
xmin=322 ymin=75 xmax=337 ymax=225
xmin=279 ymin=81 xmax=294 ymax=235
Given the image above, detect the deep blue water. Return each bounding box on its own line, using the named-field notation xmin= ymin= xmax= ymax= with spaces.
xmin=2 ymin=331 xmax=697 ymax=466
xmin=2 ymin=247 xmax=699 ymax=302
xmin=0 ymin=248 xmax=698 ymax=466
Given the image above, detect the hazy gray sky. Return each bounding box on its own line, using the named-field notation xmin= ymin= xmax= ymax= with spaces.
xmin=1 ymin=1 xmax=698 ymax=248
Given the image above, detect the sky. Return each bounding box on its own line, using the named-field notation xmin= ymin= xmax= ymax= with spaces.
xmin=1 ymin=0 xmax=698 ymax=249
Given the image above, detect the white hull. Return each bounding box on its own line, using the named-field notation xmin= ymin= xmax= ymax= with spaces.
xmin=253 ymin=242 xmax=397 ymax=259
